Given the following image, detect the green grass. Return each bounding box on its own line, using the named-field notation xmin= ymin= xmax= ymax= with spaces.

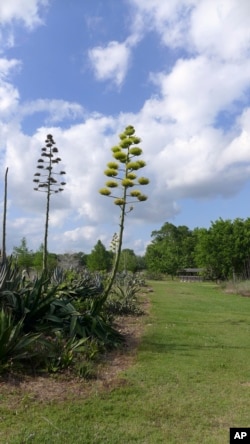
xmin=1 ymin=281 xmax=250 ymax=443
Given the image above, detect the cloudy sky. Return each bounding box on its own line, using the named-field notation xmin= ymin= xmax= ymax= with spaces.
xmin=1 ymin=0 xmax=250 ymax=255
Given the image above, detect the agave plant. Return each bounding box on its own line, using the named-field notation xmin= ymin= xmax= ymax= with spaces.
xmin=46 ymin=331 xmax=88 ymax=372
xmin=1 ymin=272 xmax=59 ymax=333
xmin=46 ymin=296 xmax=123 ymax=346
xmin=0 ymin=259 xmax=23 ymax=294
xmin=0 ymin=309 xmax=42 ymax=365
xmin=56 ymin=269 xmax=103 ymax=301
xmin=105 ymin=273 xmax=144 ymax=315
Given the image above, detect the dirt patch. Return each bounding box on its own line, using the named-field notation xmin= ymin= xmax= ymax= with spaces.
xmin=0 ymin=297 xmax=150 ymax=406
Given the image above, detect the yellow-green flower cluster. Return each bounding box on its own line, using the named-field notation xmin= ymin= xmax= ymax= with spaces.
xmin=99 ymin=125 xmax=149 ymax=206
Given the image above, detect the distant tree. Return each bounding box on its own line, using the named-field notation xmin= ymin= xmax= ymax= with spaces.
xmin=232 ymin=218 xmax=250 ymax=278
xmin=87 ymin=240 xmax=112 ymax=271
xmin=33 ymin=244 xmax=57 ymax=271
xmin=145 ymin=223 xmax=196 ymax=278
xmin=118 ymin=249 xmax=138 ymax=273
xmin=194 ymin=218 xmax=250 ymax=280
xmin=33 ymin=134 xmax=66 ymax=272
xmin=99 ymin=125 xmax=149 ymax=298
xmin=13 ymin=237 xmax=33 ymax=270
xmin=135 ymin=254 xmax=146 ymax=271
xmin=75 ymin=252 xmax=87 ymax=267
xmin=32 ymin=243 xmax=43 ymax=270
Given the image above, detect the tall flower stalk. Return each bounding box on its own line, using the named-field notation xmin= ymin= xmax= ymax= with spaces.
xmin=99 ymin=125 xmax=149 ymax=299
xmin=33 ymin=135 xmax=66 ymax=272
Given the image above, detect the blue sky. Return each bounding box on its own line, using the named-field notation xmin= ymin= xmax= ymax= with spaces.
xmin=1 ymin=0 xmax=250 ymax=255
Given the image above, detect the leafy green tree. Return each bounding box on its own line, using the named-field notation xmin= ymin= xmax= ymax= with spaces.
xmin=194 ymin=218 xmax=250 ymax=280
xmin=231 ymin=218 xmax=250 ymax=278
xmin=135 ymin=254 xmax=146 ymax=271
xmin=13 ymin=237 xmax=33 ymax=270
xmin=32 ymin=243 xmax=43 ymax=270
xmin=33 ymin=244 xmax=57 ymax=271
xmin=87 ymin=240 xmax=112 ymax=271
xmin=99 ymin=125 xmax=149 ymax=298
xmin=33 ymin=134 xmax=66 ymax=272
xmin=118 ymin=249 xmax=138 ymax=273
xmin=145 ymin=223 xmax=195 ymax=278
xmin=195 ymin=219 xmax=235 ymax=279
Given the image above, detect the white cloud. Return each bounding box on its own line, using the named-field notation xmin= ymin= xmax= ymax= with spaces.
xmin=130 ymin=0 xmax=250 ymax=61
xmin=0 ymin=58 xmax=21 ymax=78
xmin=0 ymin=58 xmax=21 ymax=118
xmin=21 ymin=99 xmax=84 ymax=123
xmin=0 ymin=83 xmax=19 ymax=117
xmin=0 ymin=0 xmax=49 ymax=29
xmin=128 ymin=0 xmax=196 ymax=48
xmin=190 ymin=0 xmax=250 ymax=61
xmin=150 ymin=56 xmax=250 ymax=132
xmin=0 ymin=0 xmax=49 ymax=51
xmin=64 ymin=226 xmax=97 ymax=243
xmin=88 ymin=40 xmax=132 ymax=87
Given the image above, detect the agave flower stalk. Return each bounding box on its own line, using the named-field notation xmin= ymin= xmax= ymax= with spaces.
xmin=33 ymin=135 xmax=66 ymax=272
xmin=99 ymin=125 xmax=149 ymax=300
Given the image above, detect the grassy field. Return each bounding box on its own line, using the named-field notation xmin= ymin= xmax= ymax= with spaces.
xmin=1 ymin=280 xmax=250 ymax=443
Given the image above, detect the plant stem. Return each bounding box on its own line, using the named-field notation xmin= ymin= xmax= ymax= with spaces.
xmin=102 ymin=151 xmax=129 ymax=301
xmin=43 ymin=154 xmax=52 ymax=272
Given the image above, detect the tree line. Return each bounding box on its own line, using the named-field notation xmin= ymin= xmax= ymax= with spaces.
xmin=145 ymin=218 xmax=250 ymax=280
xmin=12 ymin=237 xmax=145 ymax=274
xmin=13 ymin=217 xmax=250 ymax=281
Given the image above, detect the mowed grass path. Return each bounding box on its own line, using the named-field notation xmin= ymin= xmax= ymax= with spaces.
xmin=1 ymin=281 xmax=250 ymax=443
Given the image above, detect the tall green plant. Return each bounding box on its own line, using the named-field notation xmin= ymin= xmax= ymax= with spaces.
xmin=99 ymin=125 xmax=149 ymax=300
xmin=33 ymin=134 xmax=66 ymax=272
